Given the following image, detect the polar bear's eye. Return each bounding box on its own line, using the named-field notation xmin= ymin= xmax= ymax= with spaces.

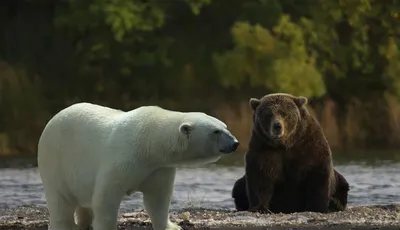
xmin=213 ymin=130 xmax=221 ymax=134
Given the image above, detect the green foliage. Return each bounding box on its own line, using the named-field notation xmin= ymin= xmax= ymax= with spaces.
xmin=299 ymin=0 xmax=400 ymax=99
xmin=213 ymin=16 xmax=325 ymax=98
xmin=184 ymin=0 xmax=212 ymax=15
xmin=54 ymin=0 xmax=166 ymax=41
xmin=2 ymin=0 xmax=400 ymax=154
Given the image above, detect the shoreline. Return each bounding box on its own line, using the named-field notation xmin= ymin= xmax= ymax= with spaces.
xmin=1 ymin=204 xmax=399 ymax=229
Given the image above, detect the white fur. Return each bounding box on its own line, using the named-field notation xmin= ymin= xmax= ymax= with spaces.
xmin=37 ymin=103 xmax=238 ymax=230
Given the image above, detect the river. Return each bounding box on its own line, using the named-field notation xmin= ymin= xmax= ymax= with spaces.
xmin=0 ymin=151 xmax=399 ymax=211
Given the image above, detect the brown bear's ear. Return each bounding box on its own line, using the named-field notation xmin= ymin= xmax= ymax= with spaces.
xmin=294 ymin=96 xmax=308 ymax=108
xmin=249 ymin=98 xmax=260 ymax=111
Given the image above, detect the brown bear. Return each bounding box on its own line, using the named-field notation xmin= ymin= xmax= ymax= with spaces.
xmin=232 ymin=169 xmax=349 ymax=212
xmin=231 ymin=93 xmax=350 ymax=214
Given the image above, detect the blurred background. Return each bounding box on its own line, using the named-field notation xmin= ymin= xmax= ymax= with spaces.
xmin=0 ymin=0 xmax=399 ymax=210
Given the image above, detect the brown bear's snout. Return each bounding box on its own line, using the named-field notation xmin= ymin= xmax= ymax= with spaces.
xmin=270 ymin=119 xmax=284 ymax=138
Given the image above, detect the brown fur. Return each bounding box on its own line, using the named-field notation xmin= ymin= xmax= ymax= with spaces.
xmin=231 ymin=93 xmax=349 ymax=214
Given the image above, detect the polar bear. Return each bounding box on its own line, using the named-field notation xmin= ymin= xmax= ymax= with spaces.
xmin=37 ymin=102 xmax=240 ymax=230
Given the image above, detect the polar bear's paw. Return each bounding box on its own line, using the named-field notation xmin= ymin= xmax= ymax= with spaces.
xmin=165 ymin=221 xmax=183 ymax=230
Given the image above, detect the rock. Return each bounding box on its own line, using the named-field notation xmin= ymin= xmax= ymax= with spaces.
xmin=122 ymin=212 xmax=136 ymax=218
xmin=0 ymin=204 xmax=400 ymax=229
xmin=231 ymin=216 xmax=258 ymax=221
xmin=178 ymin=211 xmax=190 ymax=221
xmin=288 ymin=215 xmax=309 ymax=223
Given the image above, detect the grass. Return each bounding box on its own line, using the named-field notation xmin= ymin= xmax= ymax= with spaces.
xmin=2 ymin=61 xmax=400 ymax=156
xmin=212 ymin=95 xmax=400 ymax=153
xmin=3 ymin=95 xmax=400 ymax=156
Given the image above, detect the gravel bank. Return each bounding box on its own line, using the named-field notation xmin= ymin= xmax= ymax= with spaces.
xmin=0 ymin=204 xmax=399 ymax=229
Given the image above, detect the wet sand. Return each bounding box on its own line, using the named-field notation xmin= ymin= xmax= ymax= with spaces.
xmin=1 ymin=204 xmax=399 ymax=229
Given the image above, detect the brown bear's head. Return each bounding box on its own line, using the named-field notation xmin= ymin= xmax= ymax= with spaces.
xmin=249 ymin=93 xmax=308 ymax=148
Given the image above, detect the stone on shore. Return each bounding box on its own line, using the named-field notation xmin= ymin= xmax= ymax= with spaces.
xmin=0 ymin=204 xmax=399 ymax=229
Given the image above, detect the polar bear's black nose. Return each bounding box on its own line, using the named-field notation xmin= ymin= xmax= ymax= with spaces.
xmin=221 ymin=140 xmax=240 ymax=154
xmin=232 ymin=141 xmax=240 ymax=151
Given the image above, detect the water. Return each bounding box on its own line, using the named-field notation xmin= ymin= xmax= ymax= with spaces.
xmin=0 ymin=158 xmax=399 ymax=211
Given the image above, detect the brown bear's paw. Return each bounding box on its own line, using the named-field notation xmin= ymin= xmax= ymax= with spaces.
xmin=248 ymin=205 xmax=273 ymax=214
xmin=328 ymin=198 xmax=346 ymax=212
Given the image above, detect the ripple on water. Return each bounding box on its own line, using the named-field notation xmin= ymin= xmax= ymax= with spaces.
xmin=0 ymin=162 xmax=399 ymax=211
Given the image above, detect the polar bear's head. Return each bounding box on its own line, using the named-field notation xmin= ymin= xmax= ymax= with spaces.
xmin=173 ymin=112 xmax=239 ymax=166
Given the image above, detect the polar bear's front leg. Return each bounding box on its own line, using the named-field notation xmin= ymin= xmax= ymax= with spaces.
xmin=140 ymin=167 xmax=182 ymax=230
xmin=91 ymin=178 xmax=125 ymax=230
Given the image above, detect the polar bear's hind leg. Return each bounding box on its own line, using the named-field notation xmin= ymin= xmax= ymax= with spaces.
xmin=44 ymin=189 xmax=78 ymax=230
xmin=75 ymin=206 xmax=93 ymax=230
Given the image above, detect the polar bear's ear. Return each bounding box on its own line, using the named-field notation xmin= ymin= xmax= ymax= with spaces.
xmin=179 ymin=123 xmax=194 ymax=136
xmin=249 ymin=98 xmax=260 ymax=111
